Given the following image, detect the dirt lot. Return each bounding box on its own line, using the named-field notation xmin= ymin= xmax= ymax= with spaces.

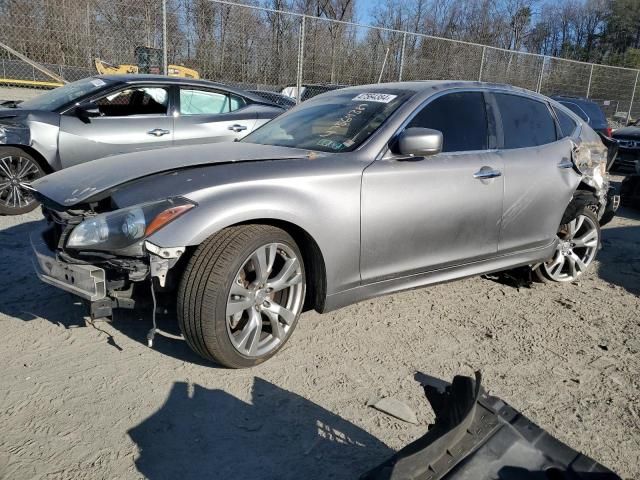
xmin=1 ymin=204 xmax=639 ymax=480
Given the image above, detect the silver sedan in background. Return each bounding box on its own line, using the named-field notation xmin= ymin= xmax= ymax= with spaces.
xmin=31 ymin=81 xmax=615 ymax=367
xmin=0 ymin=75 xmax=284 ymax=214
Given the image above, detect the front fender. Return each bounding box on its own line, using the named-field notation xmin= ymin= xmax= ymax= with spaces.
xmin=0 ymin=114 xmax=60 ymax=170
xmin=0 ymin=121 xmax=30 ymax=145
xmin=146 ymin=159 xmax=365 ymax=295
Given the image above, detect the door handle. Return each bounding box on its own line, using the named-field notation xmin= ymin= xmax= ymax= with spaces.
xmin=228 ymin=124 xmax=248 ymax=132
xmin=147 ymin=128 xmax=170 ymax=137
xmin=557 ymin=158 xmax=574 ymax=169
xmin=473 ymin=168 xmax=502 ymax=179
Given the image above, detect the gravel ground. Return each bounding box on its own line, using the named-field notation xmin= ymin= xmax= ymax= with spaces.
xmin=0 ymin=205 xmax=639 ymax=480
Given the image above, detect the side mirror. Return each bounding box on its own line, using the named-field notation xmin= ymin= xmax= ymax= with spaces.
xmin=74 ymin=102 xmax=101 ymax=122
xmin=395 ymin=127 xmax=443 ymax=157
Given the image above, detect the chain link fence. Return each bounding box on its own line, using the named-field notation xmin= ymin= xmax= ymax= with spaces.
xmin=1 ymin=0 xmax=640 ymax=123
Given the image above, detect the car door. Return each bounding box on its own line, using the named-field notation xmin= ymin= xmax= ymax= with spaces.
xmin=360 ymin=90 xmax=505 ymax=282
xmin=58 ymin=85 xmax=173 ymax=168
xmin=173 ymin=87 xmax=258 ymax=146
xmin=492 ymin=92 xmax=581 ymax=254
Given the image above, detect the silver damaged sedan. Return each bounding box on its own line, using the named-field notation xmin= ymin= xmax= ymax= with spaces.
xmin=31 ymin=81 xmax=615 ymax=367
xmin=0 ymin=75 xmax=284 ymax=215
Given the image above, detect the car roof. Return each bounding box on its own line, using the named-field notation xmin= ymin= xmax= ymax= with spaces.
xmin=316 ymin=80 xmax=543 ymax=97
xmin=550 ymin=95 xmax=598 ymax=105
xmin=96 ymin=74 xmax=280 ymax=106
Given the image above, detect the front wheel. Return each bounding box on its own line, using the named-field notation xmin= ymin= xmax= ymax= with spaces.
xmin=534 ymin=207 xmax=600 ymax=283
xmin=0 ymin=147 xmax=45 ymax=215
xmin=177 ymin=225 xmax=306 ymax=368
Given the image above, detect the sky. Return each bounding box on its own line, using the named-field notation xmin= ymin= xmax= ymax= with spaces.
xmin=355 ymin=0 xmax=378 ymax=25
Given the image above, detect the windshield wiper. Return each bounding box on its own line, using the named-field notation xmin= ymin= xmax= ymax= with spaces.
xmin=0 ymin=100 xmax=22 ymax=108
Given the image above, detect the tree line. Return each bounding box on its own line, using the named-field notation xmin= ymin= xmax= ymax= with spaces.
xmin=0 ymin=0 xmax=639 ymax=89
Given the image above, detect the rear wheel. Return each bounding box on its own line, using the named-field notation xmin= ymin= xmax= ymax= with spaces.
xmin=177 ymin=225 xmax=306 ymax=368
xmin=534 ymin=207 xmax=600 ymax=283
xmin=0 ymin=147 xmax=45 ymax=215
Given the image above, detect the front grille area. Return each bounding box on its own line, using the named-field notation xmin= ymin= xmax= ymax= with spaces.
xmin=612 ymin=151 xmax=639 ymax=174
xmin=615 ymin=138 xmax=640 ymax=149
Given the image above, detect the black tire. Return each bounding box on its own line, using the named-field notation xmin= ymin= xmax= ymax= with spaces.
xmin=0 ymin=147 xmax=45 ymax=215
xmin=177 ymin=224 xmax=306 ymax=368
xmin=534 ymin=206 xmax=600 ymax=283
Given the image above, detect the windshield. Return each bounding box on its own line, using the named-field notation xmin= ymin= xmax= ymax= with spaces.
xmin=242 ymin=89 xmax=414 ymax=152
xmin=19 ymin=77 xmax=115 ymax=111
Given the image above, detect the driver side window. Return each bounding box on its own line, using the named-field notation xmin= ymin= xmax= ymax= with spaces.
xmin=408 ymin=92 xmax=489 ymax=152
xmin=95 ymin=87 xmax=169 ymax=117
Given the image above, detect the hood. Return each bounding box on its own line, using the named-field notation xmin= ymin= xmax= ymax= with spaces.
xmin=33 ymin=142 xmax=316 ymax=207
xmin=612 ymin=126 xmax=640 ymax=139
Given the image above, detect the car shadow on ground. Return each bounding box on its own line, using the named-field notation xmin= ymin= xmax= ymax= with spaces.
xmin=483 ymin=208 xmax=640 ymax=295
xmin=127 ymin=377 xmax=393 ymax=480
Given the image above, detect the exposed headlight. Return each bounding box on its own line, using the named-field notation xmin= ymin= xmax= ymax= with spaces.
xmin=67 ymin=198 xmax=195 ymax=251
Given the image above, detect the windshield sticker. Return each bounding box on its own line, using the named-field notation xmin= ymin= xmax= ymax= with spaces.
xmin=316 ymin=138 xmax=345 ymax=150
xmin=90 ymin=79 xmax=106 ymax=87
xmin=319 ymin=104 xmax=368 ymax=138
xmin=352 ymin=93 xmax=397 ymax=103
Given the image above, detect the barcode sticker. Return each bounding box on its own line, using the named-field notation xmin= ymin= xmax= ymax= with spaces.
xmin=352 ymin=93 xmax=397 ymax=103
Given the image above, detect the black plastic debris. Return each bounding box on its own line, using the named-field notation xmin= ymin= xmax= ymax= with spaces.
xmin=362 ymin=372 xmax=620 ymax=480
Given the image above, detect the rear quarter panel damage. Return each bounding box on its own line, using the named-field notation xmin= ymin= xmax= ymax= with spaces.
xmin=571 ymin=126 xmax=610 ymax=207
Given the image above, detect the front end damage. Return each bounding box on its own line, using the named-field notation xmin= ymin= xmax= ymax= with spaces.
xmin=32 ymin=200 xmax=189 ymax=323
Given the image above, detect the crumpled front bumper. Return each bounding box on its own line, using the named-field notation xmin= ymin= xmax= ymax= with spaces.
xmin=31 ymin=229 xmax=106 ymax=302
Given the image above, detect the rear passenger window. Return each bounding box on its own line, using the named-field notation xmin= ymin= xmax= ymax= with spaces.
xmin=180 ymin=89 xmax=245 ymax=115
xmin=495 ymin=94 xmax=557 ymax=149
xmin=408 ymin=92 xmax=488 ymax=152
xmin=553 ymin=106 xmax=578 ymax=138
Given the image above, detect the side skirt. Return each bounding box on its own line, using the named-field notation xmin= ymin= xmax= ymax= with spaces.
xmin=322 ymin=240 xmax=558 ymax=312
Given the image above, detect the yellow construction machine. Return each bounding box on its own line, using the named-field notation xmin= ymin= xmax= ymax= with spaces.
xmin=95 ymin=46 xmax=199 ymax=79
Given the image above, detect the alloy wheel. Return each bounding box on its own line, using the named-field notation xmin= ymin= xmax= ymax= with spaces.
xmin=225 ymin=242 xmax=305 ymax=357
xmin=0 ymin=155 xmax=40 ymax=210
xmin=540 ymin=214 xmax=599 ymax=282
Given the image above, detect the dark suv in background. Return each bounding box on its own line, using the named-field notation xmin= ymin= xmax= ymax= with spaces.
xmin=611 ymin=121 xmax=640 ymax=175
xmin=551 ymin=96 xmax=612 ymax=137
xmin=550 ymin=95 xmax=640 ymax=174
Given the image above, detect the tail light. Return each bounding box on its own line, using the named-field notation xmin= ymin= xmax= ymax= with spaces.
xmin=604 ymin=127 xmax=612 ymax=137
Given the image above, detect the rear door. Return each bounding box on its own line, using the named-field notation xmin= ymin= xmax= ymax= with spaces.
xmin=173 ymin=87 xmax=257 ymax=146
xmin=361 ymin=90 xmax=505 ymax=281
xmin=58 ymin=85 xmax=173 ymax=168
xmin=493 ymin=92 xmax=581 ymax=254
